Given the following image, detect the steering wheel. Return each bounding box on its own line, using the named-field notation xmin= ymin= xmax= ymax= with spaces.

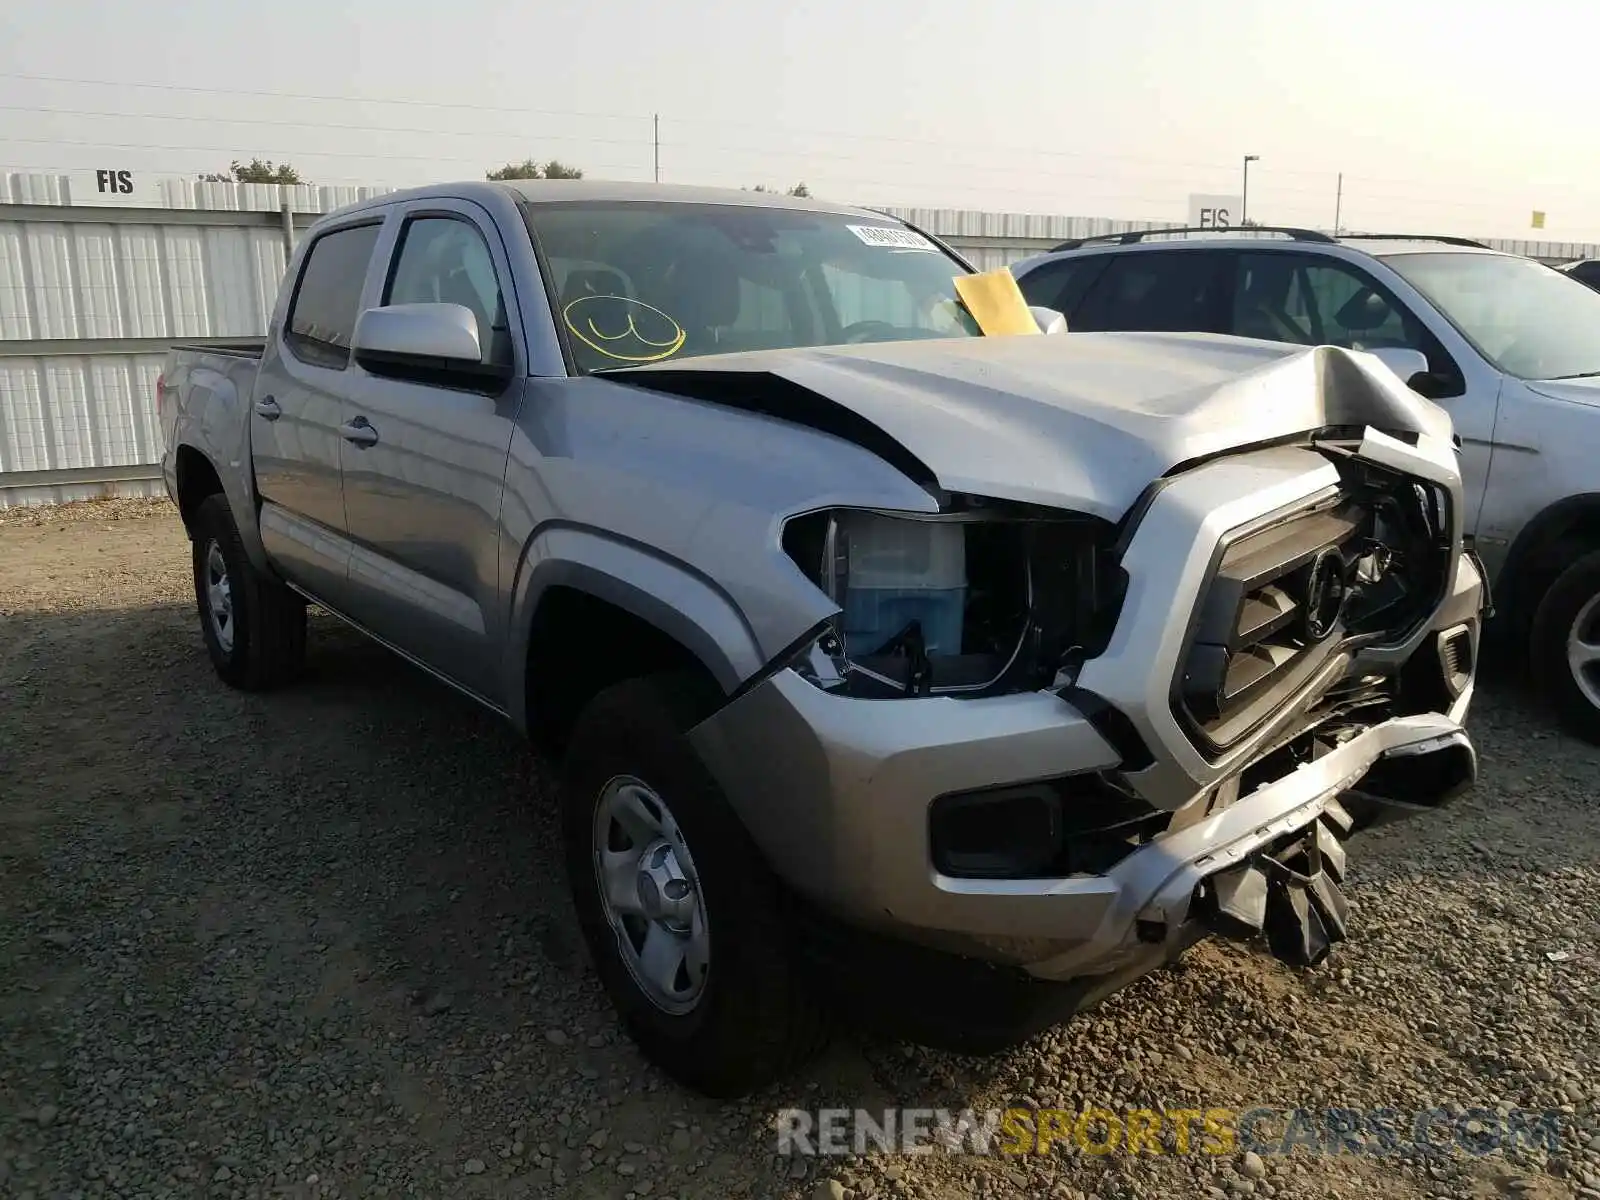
xmin=840 ymin=320 xmax=903 ymax=344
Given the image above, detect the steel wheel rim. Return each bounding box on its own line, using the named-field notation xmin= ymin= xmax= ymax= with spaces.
xmin=1567 ymin=591 xmax=1600 ymax=713
xmin=203 ymin=541 xmax=235 ymax=655
xmin=592 ymin=775 xmax=710 ymax=1015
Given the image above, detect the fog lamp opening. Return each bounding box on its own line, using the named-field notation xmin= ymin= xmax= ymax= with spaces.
xmin=930 ymin=775 xmax=1168 ymax=880
xmin=930 ymin=786 xmax=1062 ymax=879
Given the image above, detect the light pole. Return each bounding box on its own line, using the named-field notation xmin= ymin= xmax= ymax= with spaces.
xmin=1242 ymin=154 xmax=1260 ymax=226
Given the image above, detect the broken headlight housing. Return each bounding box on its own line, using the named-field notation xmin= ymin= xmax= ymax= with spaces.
xmin=781 ymin=497 xmax=1128 ymax=698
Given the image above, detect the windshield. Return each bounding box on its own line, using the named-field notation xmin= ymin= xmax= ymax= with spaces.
xmin=1383 ymin=251 xmax=1600 ymax=380
xmin=520 ymin=201 xmax=981 ymax=371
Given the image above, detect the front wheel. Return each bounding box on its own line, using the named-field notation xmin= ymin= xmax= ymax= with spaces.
xmin=1530 ymin=549 xmax=1600 ymax=745
xmin=191 ymin=494 xmax=307 ymax=691
xmin=559 ymin=673 xmax=826 ymax=1097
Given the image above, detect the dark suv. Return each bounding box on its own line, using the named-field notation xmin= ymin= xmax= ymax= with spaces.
xmin=1556 ymin=259 xmax=1600 ymax=291
xmin=1013 ymin=226 xmax=1600 ymax=744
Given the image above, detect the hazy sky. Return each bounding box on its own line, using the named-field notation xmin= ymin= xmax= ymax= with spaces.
xmin=3 ymin=0 xmax=1598 ymax=241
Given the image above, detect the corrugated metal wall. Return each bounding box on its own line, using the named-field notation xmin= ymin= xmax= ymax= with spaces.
xmin=2 ymin=172 xmax=1597 ymax=507
xmin=0 ymin=174 xmax=396 ymax=506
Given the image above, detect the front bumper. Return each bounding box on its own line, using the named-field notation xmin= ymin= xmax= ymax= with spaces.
xmin=692 ymin=672 xmax=1474 ymax=981
xmin=689 ymin=434 xmax=1484 ymax=985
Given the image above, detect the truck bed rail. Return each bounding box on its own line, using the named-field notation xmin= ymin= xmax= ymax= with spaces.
xmin=171 ymin=341 xmax=265 ymax=359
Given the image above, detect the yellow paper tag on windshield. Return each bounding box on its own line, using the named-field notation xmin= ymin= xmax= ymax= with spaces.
xmin=953 ymin=268 xmax=1041 ymax=337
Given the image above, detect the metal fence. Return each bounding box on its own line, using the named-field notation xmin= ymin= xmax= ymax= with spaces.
xmin=0 ymin=175 xmax=405 ymax=506
xmin=3 ymin=172 xmax=1598 ymax=507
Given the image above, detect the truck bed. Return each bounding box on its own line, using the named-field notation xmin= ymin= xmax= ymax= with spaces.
xmin=160 ymin=344 xmax=267 ymax=463
xmin=171 ymin=341 xmax=265 ymax=360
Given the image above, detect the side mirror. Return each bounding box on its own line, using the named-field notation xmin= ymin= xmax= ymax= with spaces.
xmin=351 ymin=303 xmax=512 ymax=391
xmin=1366 ymin=347 xmax=1432 ymax=392
xmin=1029 ymin=305 xmax=1068 ymax=335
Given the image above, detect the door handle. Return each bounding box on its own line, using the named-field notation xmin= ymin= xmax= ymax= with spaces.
xmin=340 ymin=417 xmax=379 ymax=448
xmin=254 ymin=395 xmax=282 ymax=420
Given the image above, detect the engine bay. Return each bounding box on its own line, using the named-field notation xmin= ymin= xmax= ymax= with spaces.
xmin=782 ymin=496 xmax=1126 ymax=698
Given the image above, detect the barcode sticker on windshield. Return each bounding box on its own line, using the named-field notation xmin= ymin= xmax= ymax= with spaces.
xmin=847 ymin=224 xmax=938 ymax=252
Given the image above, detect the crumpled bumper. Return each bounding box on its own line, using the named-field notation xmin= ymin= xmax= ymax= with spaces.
xmin=1022 ymin=712 xmax=1474 ymax=981
xmin=689 ymin=664 xmax=1475 ymax=981
xmin=688 ymin=436 xmax=1483 ymax=986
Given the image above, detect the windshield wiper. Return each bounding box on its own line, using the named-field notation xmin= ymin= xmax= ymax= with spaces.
xmin=1547 ymin=370 xmax=1600 ymax=379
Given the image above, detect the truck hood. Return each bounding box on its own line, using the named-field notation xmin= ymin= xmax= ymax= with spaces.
xmin=1526 ymin=376 xmax=1600 ymax=409
xmin=605 ymin=331 xmax=1455 ymax=521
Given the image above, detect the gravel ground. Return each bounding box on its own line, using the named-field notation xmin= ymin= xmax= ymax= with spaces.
xmin=1 ymin=497 xmax=1598 ymax=1200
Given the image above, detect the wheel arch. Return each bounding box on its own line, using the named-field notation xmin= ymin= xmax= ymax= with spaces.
xmin=170 ymin=437 xmax=276 ymax=577
xmin=1498 ymin=492 xmax=1600 ymax=636
xmin=507 ymin=526 xmax=767 ymax=754
xmin=174 ymin=443 xmax=225 ymax=536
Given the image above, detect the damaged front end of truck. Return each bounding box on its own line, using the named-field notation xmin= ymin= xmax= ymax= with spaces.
xmin=607 ymin=332 xmax=1484 ymax=1047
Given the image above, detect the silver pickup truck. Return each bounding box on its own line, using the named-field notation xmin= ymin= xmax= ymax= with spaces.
xmin=159 ymin=181 xmax=1485 ymax=1098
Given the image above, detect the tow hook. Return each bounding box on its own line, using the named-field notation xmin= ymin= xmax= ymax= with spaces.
xmin=1201 ymin=799 xmax=1354 ymax=968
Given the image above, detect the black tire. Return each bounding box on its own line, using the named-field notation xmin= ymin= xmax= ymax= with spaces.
xmin=559 ymin=673 xmax=827 ymax=1097
xmin=191 ymin=493 xmax=307 ymax=691
xmin=1530 ymin=548 xmax=1600 ymax=745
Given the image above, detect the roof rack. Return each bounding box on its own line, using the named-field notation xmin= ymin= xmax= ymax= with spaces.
xmin=1334 ymin=233 xmax=1491 ymax=249
xmin=1048 ymin=225 xmax=1335 ymax=253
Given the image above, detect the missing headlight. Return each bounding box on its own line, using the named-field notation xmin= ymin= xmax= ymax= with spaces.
xmin=782 ymin=500 xmax=1125 ymax=698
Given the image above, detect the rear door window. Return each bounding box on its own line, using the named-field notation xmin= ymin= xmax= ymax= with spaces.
xmin=1231 ymin=253 xmax=1315 ymax=343
xmin=284 ymin=223 xmax=383 ymax=370
xmin=1014 ymin=255 xmax=1111 ymax=320
xmin=1071 ymin=251 xmax=1228 ymax=333
xmin=1570 ymin=261 xmax=1600 ymax=289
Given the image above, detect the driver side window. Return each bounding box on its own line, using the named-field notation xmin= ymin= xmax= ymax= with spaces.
xmin=1233 ymin=253 xmax=1417 ymax=351
xmin=1300 ymin=263 xmax=1409 ymax=347
xmin=1230 ymin=253 xmax=1462 ymax=395
xmin=384 ymin=216 xmax=512 ymax=366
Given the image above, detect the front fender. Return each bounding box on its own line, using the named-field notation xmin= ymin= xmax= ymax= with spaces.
xmin=1493 ymin=491 xmax=1600 ymax=626
xmin=503 ymin=523 xmax=768 ymax=731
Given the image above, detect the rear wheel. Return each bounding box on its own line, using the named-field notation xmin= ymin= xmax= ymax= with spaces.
xmin=559 ymin=673 xmax=826 ymax=1097
xmin=191 ymin=494 xmax=306 ymax=691
xmin=1530 ymin=549 xmax=1600 ymax=745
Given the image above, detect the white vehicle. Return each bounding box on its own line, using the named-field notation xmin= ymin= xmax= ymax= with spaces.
xmin=1015 ymin=228 xmax=1600 ymax=742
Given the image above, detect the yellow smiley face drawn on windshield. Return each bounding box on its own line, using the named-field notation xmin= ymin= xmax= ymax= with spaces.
xmin=563 ymin=294 xmax=686 ymax=363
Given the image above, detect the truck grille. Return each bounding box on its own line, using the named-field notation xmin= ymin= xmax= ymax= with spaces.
xmin=1178 ymin=474 xmax=1449 ymax=754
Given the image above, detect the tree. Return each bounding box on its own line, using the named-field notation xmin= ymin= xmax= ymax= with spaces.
xmin=744 ymin=182 xmax=811 ymax=196
xmin=486 ymin=158 xmax=584 ymax=181
xmin=486 ymin=159 xmax=542 ymax=181
xmin=199 ymin=158 xmax=305 ymax=185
